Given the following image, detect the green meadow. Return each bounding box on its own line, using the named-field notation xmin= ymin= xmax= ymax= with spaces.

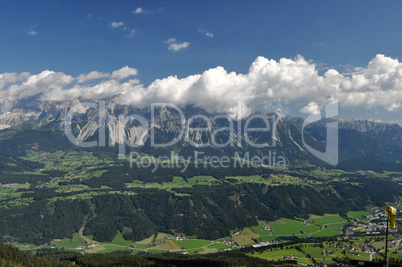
xmin=347 ymin=211 xmax=370 ymax=221
xmin=176 ymin=239 xmax=212 ymax=249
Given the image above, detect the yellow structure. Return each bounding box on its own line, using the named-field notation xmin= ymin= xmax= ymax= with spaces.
xmin=385 ymin=206 xmax=397 ymax=229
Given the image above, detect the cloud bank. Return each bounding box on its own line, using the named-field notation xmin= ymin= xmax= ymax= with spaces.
xmin=1 ymin=54 xmax=402 ymax=118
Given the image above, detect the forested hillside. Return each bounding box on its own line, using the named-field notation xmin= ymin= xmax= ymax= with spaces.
xmin=0 ymin=242 xmax=287 ymax=266
xmin=0 ymin=177 xmax=399 ymax=245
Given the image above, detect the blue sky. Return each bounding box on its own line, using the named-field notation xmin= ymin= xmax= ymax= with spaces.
xmin=2 ymin=0 xmax=402 ymax=82
xmin=1 ymin=1 xmax=402 ymax=122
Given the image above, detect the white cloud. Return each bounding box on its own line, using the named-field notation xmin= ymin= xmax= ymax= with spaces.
xmin=116 ymin=54 xmax=402 ymax=118
xmin=165 ymin=38 xmax=190 ymax=51
xmin=133 ymin=7 xmax=143 ymax=14
xmin=300 ymin=102 xmax=320 ymax=114
xmin=76 ymin=71 xmax=110 ymax=83
xmin=3 ymin=54 xmax=402 ymax=119
xmin=27 ymin=30 xmax=38 ymax=36
xmin=110 ymin=21 xmax=124 ymax=28
xmin=22 ymin=23 xmax=39 ymax=36
xmin=110 ymin=66 xmax=138 ymax=80
xmin=198 ymin=29 xmax=213 ymax=38
xmin=164 ymin=38 xmax=176 ymax=43
xmin=387 ymin=103 xmax=401 ymax=112
xmin=110 ymin=21 xmax=135 ymax=38
xmin=168 ymin=42 xmax=190 ymax=51
xmin=0 ymin=72 xmax=30 ymax=90
xmin=313 ymin=42 xmax=324 ymax=46
xmin=132 ymin=7 xmax=164 ymax=14
xmin=125 ymin=29 xmax=136 ymax=38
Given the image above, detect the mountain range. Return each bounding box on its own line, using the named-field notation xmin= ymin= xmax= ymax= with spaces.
xmin=0 ymin=100 xmax=401 ymax=168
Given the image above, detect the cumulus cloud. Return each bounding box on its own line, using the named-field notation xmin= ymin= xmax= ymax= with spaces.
xmin=133 ymin=7 xmax=143 ymax=14
xmin=300 ymin=102 xmax=320 ymax=114
xmin=0 ymin=72 xmax=30 ymax=90
xmin=110 ymin=21 xmax=124 ymax=28
xmin=76 ymin=71 xmax=109 ymax=83
xmin=110 ymin=66 xmax=138 ymax=80
xmin=2 ymin=54 xmax=402 ymax=119
xmin=164 ymin=38 xmax=190 ymax=51
xmin=168 ymin=42 xmax=190 ymax=51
